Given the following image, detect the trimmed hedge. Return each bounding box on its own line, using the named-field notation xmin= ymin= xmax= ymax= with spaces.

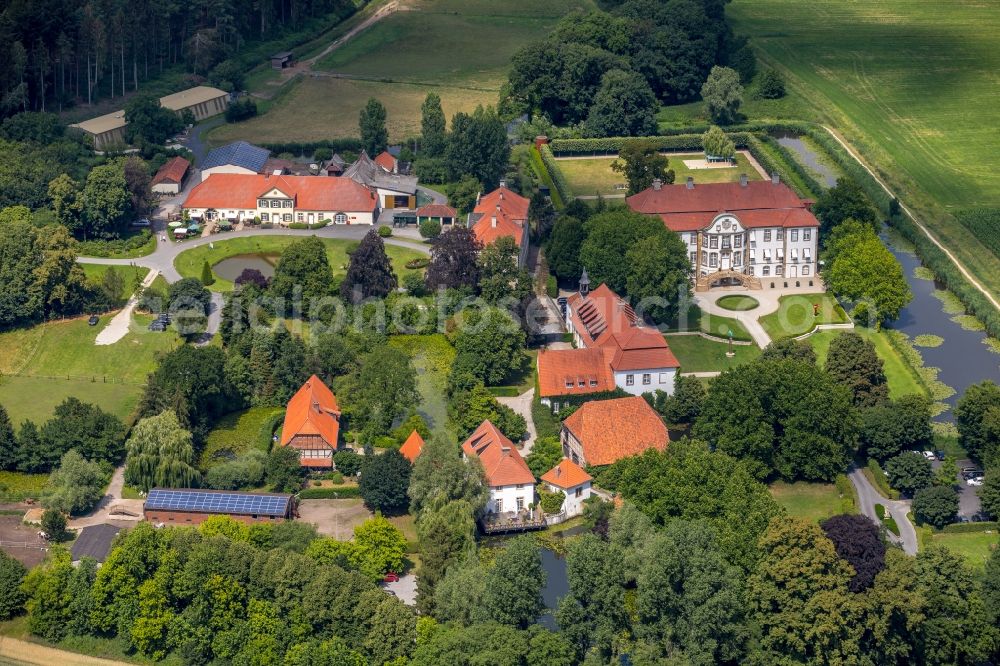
xmin=528 ymin=145 xmax=564 ymax=209
xmin=258 ymin=410 xmax=285 ymax=453
xmin=287 ymin=220 xmax=329 ymax=230
xmin=940 ymin=521 xmax=999 ymax=534
xmin=834 ymin=474 xmax=856 ymax=514
xmin=538 ymin=144 xmax=573 ymax=204
xmin=867 ymin=459 xmax=901 ymax=500
xmin=298 ymin=485 xmax=361 ymax=499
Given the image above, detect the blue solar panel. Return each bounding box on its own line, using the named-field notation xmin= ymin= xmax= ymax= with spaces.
xmin=201 ymin=141 xmax=270 ymax=172
xmin=145 ymin=489 xmax=291 ymax=517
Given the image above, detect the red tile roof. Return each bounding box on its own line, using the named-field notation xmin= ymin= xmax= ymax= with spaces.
xmin=374 ymin=151 xmax=397 ymax=172
xmin=151 ymin=156 xmax=190 ymax=186
xmin=281 ymin=375 xmax=341 ymax=448
xmin=183 ymin=173 xmax=377 ymax=212
xmin=416 ymin=203 xmax=457 ymax=218
xmin=541 ymin=458 xmax=592 ymax=489
xmin=537 ymin=347 xmax=615 ymax=398
xmin=471 ymin=186 xmax=529 ymax=247
xmin=462 ymin=420 xmax=534 ymax=487
xmin=562 ymin=397 xmax=669 ymax=466
xmin=400 ymin=430 xmax=425 ymax=463
xmin=628 ymin=180 xmax=819 ymax=232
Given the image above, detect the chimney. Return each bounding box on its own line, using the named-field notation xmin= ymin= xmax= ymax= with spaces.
xmin=499 ymin=191 xmax=504 ymax=201
xmin=652 ymin=178 xmax=662 ymax=191
xmin=499 ymin=179 xmax=507 ymax=189
xmin=771 ymin=173 xmax=780 ymax=185
xmin=740 ymin=173 xmax=748 ymax=187
xmin=686 ymin=177 xmax=694 ymax=189
xmin=579 ymin=268 xmax=590 ymax=295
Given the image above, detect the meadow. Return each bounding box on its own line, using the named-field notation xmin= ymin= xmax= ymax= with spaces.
xmin=770 ymin=481 xmax=848 ymax=524
xmin=665 ymin=334 xmax=761 ymax=374
xmin=728 ymin=0 xmax=1000 ymax=300
xmin=807 ymin=328 xmax=924 ymax=400
xmin=200 ymin=407 xmax=285 ymax=470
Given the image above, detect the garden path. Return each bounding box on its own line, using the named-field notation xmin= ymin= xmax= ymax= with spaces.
xmin=94 ymin=269 xmax=158 ymax=345
xmin=847 ymin=464 xmax=917 ymax=555
xmin=497 ymin=388 xmax=537 ymax=456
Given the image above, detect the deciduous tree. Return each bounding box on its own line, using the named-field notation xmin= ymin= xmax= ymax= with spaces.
xmin=859 ymin=394 xmax=933 ymax=460
xmin=359 ymin=449 xmax=411 ymax=515
xmin=701 ymin=125 xmax=735 ymax=159
xmin=826 ymin=228 xmax=911 ymax=325
xmin=820 ymin=513 xmax=885 ymax=591
xmin=955 ymin=380 xmax=1000 ymax=466
xmin=0 ymin=550 xmax=26 ymax=620
xmin=425 ymin=226 xmax=480 ymax=291
xmin=269 ymin=236 xmax=334 ymax=317
xmin=579 ymin=208 xmax=666 ymax=294
xmin=814 ymin=178 xmax=880 ymax=238
xmin=445 ymin=106 xmax=509 ymax=188
xmin=701 ymin=66 xmax=743 ymax=124
xmin=824 ymin=331 xmax=889 ymax=407
xmin=41 ymin=449 xmax=110 ymax=515
xmin=420 ymin=93 xmax=447 ymax=158
xmin=912 ymin=485 xmax=958 ymax=528
xmin=124 ymin=410 xmax=201 ymax=492
xmin=408 ymin=437 xmax=487 ymax=515
xmin=359 ymin=98 xmax=388 ymax=156
xmin=544 ymin=216 xmax=586 ymax=282
xmin=415 ymin=499 xmax=476 ymax=614
xmin=452 ymin=307 xmax=527 ymax=385
xmin=585 ymin=69 xmax=657 ymax=137
xmin=610 ymin=139 xmax=674 ymax=195
xmin=625 ymin=229 xmax=691 ymax=324
xmin=485 ymin=535 xmax=546 ymax=628
xmin=885 ymin=451 xmax=933 ymax=496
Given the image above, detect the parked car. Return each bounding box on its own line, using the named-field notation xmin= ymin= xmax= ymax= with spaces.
xmin=88 ymin=314 xmax=99 ymax=326
xmin=934 ymin=450 xmax=946 ymax=461
xmin=967 ymin=477 xmax=984 ymax=487
xmin=148 ymin=322 xmax=166 ymax=332
xmin=921 ymin=451 xmax=936 ymax=461
xmin=383 ymin=572 xmax=399 ymax=583
xmin=131 ymin=218 xmax=151 ymax=227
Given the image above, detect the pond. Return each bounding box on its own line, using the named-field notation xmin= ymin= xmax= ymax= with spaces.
xmin=538 ymin=548 xmax=570 ymax=630
xmin=212 ymin=253 xmax=280 ymax=282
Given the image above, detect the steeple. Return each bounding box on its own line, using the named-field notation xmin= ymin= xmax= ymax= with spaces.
xmin=579 ymin=268 xmax=590 ymax=296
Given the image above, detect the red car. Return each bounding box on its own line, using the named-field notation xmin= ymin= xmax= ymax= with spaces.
xmin=383 ymin=572 xmax=399 ymax=583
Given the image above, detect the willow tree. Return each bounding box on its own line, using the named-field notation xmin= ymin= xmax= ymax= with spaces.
xmin=124 ymin=410 xmax=201 ymax=491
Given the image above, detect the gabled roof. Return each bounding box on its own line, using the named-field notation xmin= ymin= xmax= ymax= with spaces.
xmin=70 ymin=523 xmax=122 ymax=562
xmin=183 ymin=173 xmax=377 ymax=212
xmin=567 ymin=284 xmax=637 ymax=348
xmin=537 ymin=347 xmax=615 ymax=398
xmin=159 ymin=86 xmax=228 ymax=111
xmin=416 ymin=203 xmax=457 ymax=218
xmin=151 ymin=156 xmax=190 ymax=186
xmin=470 ymin=186 xmax=529 ymax=247
xmin=462 ymin=420 xmax=534 ymax=487
xmin=201 ymin=141 xmax=271 ymax=172
xmin=541 ymin=458 xmax=592 ymax=490
xmin=343 ymin=150 xmax=418 ymax=194
xmin=145 ymin=488 xmax=292 ymax=517
xmin=562 ymin=397 xmax=669 ymax=466
xmin=281 ymin=375 xmax=341 ymax=447
xmin=400 ymin=430 xmax=425 ymax=463
xmin=374 ymin=151 xmax=397 ymax=172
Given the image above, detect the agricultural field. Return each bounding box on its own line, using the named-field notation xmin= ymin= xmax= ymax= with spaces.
xmin=554 ymin=152 xmax=764 ymax=198
xmin=729 ymin=0 xmax=1000 ymax=300
xmin=666 ymin=334 xmax=761 ymax=374
xmin=174 ymin=236 xmax=427 ymax=292
xmin=807 ymin=328 xmax=924 ymax=399
xmin=210 ymin=0 xmax=595 ymax=144
xmin=0 ymin=314 xmax=179 ymax=424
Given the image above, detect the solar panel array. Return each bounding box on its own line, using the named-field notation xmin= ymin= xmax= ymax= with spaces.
xmin=202 ymin=141 xmax=270 ymax=172
xmin=145 ymin=489 xmax=290 ymax=517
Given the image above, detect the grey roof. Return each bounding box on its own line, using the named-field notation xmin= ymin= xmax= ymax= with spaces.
xmin=71 ymin=524 xmax=122 ymax=563
xmin=271 ymin=51 xmax=293 ymax=59
xmin=201 ymin=141 xmax=271 ymax=172
xmin=328 ymin=154 xmax=347 ymax=167
xmin=343 ymin=151 xmax=418 ymax=195
xmin=144 ymin=488 xmax=292 ymax=517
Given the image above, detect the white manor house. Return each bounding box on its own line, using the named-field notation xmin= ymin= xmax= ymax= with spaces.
xmin=628 ymin=174 xmax=820 ymax=290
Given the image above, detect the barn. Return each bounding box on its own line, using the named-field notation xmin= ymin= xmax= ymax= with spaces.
xmin=143 ymin=488 xmax=294 ymax=526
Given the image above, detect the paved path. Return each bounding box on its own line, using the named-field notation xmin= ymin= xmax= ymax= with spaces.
xmin=383 ymin=573 xmax=416 ymax=606
xmin=497 ymin=388 xmax=537 ymax=456
xmin=94 ymin=269 xmax=158 ymax=345
xmin=68 ymin=466 xmax=143 ymax=530
xmin=693 ymin=283 xmax=831 ymax=349
xmin=847 ymin=465 xmax=917 ymax=555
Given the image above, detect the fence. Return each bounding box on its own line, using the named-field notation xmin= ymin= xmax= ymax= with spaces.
xmin=0 ymin=373 xmax=144 ymax=387
xmin=0 ymin=540 xmax=47 ymax=551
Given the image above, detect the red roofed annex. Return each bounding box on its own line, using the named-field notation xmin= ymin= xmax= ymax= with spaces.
xmin=627 ymin=174 xmax=820 ymax=291
xmin=469 ymin=184 xmax=531 ymax=266
xmin=281 ymin=375 xmax=341 ymax=468
xmin=561 ymin=396 xmax=669 ymax=467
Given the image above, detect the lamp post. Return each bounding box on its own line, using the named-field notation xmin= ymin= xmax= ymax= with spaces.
xmin=726 ymin=328 xmax=735 ymax=358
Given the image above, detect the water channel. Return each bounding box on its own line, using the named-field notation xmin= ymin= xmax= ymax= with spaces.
xmin=776 ymin=132 xmax=1000 ymax=418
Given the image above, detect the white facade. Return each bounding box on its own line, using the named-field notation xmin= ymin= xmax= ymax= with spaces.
xmin=152 ymin=181 xmax=181 ymax=195
xmin=545 ymin=480 xmax=591 ymax=518
xmin=613 ymin=368 xmax=677 ymax=397
xmin=185 ymin=185 xmax=376 ymax=226
xmin=200 ymin=164 xmax=258 ymax=181
xmin=682 ymin=212 xmax=817 ymax=283
xmin=487 ymin=483 xmax=535 ymax=515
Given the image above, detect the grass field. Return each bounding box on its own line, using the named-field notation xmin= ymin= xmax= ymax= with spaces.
xmin=210 ymin=0 xmax=595 ymax=144
xmin=758 ymin=293 xmax=849 ymax=340
xmin=808 ymin=328 xmax=924 ymax=399
xmin=0 ymin=315 xmax=179 ymax=424
xmin=200 ymin=407 xmax=285 ymax=470
xmin=666 ymin=334 xmax=761 ymax=373
xmin=716 ymin=295 xmax=760 ymax=312
xmin=930 ymin=530 xmax=998 ymax=570
xmin=0 ymin=471 xmax=49 ymax=502
xmin=388 ymin=334 xmax=455 ymax=437
xmin=729 ymin=0 xmax=1000 ymax=301
xmin=770 ymin=480 xmax=846 ymax=523
xmin=80 ymin=264 xmax=149 ymax=301
xmin=700 ymin=311 xmax=753 ymax=342
xmin=555 ymin=153 xmax=763 ymax=197
xmin=174 ymin=236 xmax=427 ymax=292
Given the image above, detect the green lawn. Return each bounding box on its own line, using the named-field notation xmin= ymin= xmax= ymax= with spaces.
xmin=758 ymin=293 xmax=849 ymax=340
xmin=174 ymin=236 xmax=427 ymax=292
xmin=808 ymin=328 xmax=924 ymax=399
xmin=716 ymin=295 xmax=760 ymax=312
xmin=770 ymin=480 xmax=846 ymax=523
xmin=729 ymin=0 xmax=1000 ymax=303
xmin=0 ymin=314 xmax=179 ymax=424
xmin=930 ymin=530 xmax=999 ymax=570
xmin=200 ymin=407 xmax=285 ymax=470
xmin=81 ymin=264 xmax=149 ymax=301
xmin=666 ymin=334 xmax=761 ymax=373
xmin=700 ymin=311 xmax=753 ymax=342
xmin=554 ymin=153 xmax=763 ymax=197
xmin=388 ymin=334 xmax=455 ymax=438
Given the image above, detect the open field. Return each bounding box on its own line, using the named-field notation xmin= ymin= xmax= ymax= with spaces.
xmin=758 ymin=293 xmax=849 ymax=340
xmin=80 ymin=265 xmax=148 ymax=301
xmin=555 ymin=153 xmax=763 ymax=197
xmin=729 ymin=0 xmax=1000 ymax=301
xmin=808 ymin=328 xmax=924 ymax=399
xmin=200 ymin=407 xmax=284 ymax=470
xmin=210 ymin=0 xmax=594 ymax=144
xmin=666 ymin=334 xmax=761 ymax=374
xmin=174 ymin=236 xmax=426 ymax=292
xmin=0 ymin=315 xmax=179 ymax=424
xmin=770 ymin=481 xmax=846 ymax=524
xmin=930 ymin=530 xmax=998 ymax=570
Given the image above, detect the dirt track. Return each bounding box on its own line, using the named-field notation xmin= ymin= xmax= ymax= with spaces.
xmin=0 ymin=638 xmax=131 ymax=666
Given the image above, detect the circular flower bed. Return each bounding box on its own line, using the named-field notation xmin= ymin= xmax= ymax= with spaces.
xmin=716 ymin=295 xmax=760 ymax=311
xmin=405 ymin=258 xmax=430 ymax=269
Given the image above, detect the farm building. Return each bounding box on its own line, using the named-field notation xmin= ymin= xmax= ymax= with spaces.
xmin=271 ymin=51 xmax=294 ymax=69
xmin=151 ymin=156 xmax=191 ymax=195
xmin=200 ymin=141 xmax=271 ymax=180
xmin=561 ymin=396 xmax=669 ymax=467
xmin=182 ymin=172 xmax=378 ymax=226
xmin=70 ymin=523 xmax=122 ymax=564
xmin=324 ymin=154 xmax=347 ymax=176
xmin=69 ymin=110 xmax=128 ymax=150
xmin=416 ymin=203 xmax=457 ymax=226
xmin=469 ymin=185 xmax=530 ymax=267
xmin=343 ymin=150 xmax=418 ymax=209
xmin=280 ymin=375 xmax=341 ymax=468
xmin=143 ymin=488 xmax=294 ymax=525
xmin=627 ymin=175 xmax=819 ymax=290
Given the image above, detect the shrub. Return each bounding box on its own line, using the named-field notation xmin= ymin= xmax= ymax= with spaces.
xmin=334 ymin=450 xmax=362 ymax=476
xmin=378 ymin=226 xmax=392 ymax=238
xmin=0 ymin=551 xmax=26 ymax=620
xmin=41 ymin=509 xmax=67 ymax=542
xmin=538 ymin=486 xmax=565 ymax=514
xmin=419 ymin=219 xmax=442 ymax=239
xmin=874 ymin=503 xmax=886 ymax=520
xmin=225 ymin=98 xmax=258 ymax=123
xmin=867 ymin=459 xmax=900 ymax=500
xmin=546 ymin=275 xmax=557 ymax=298
xmin=403 ymin=273 xmax=426 ymax=296
xmin=756 ymin=69 xmax=786 ymax=99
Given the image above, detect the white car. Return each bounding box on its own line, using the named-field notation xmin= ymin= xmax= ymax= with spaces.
xmin=967 ymin=477 xmax=984 ymax=487
xmin=920 ymin=451 xmax=936 ymax=461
